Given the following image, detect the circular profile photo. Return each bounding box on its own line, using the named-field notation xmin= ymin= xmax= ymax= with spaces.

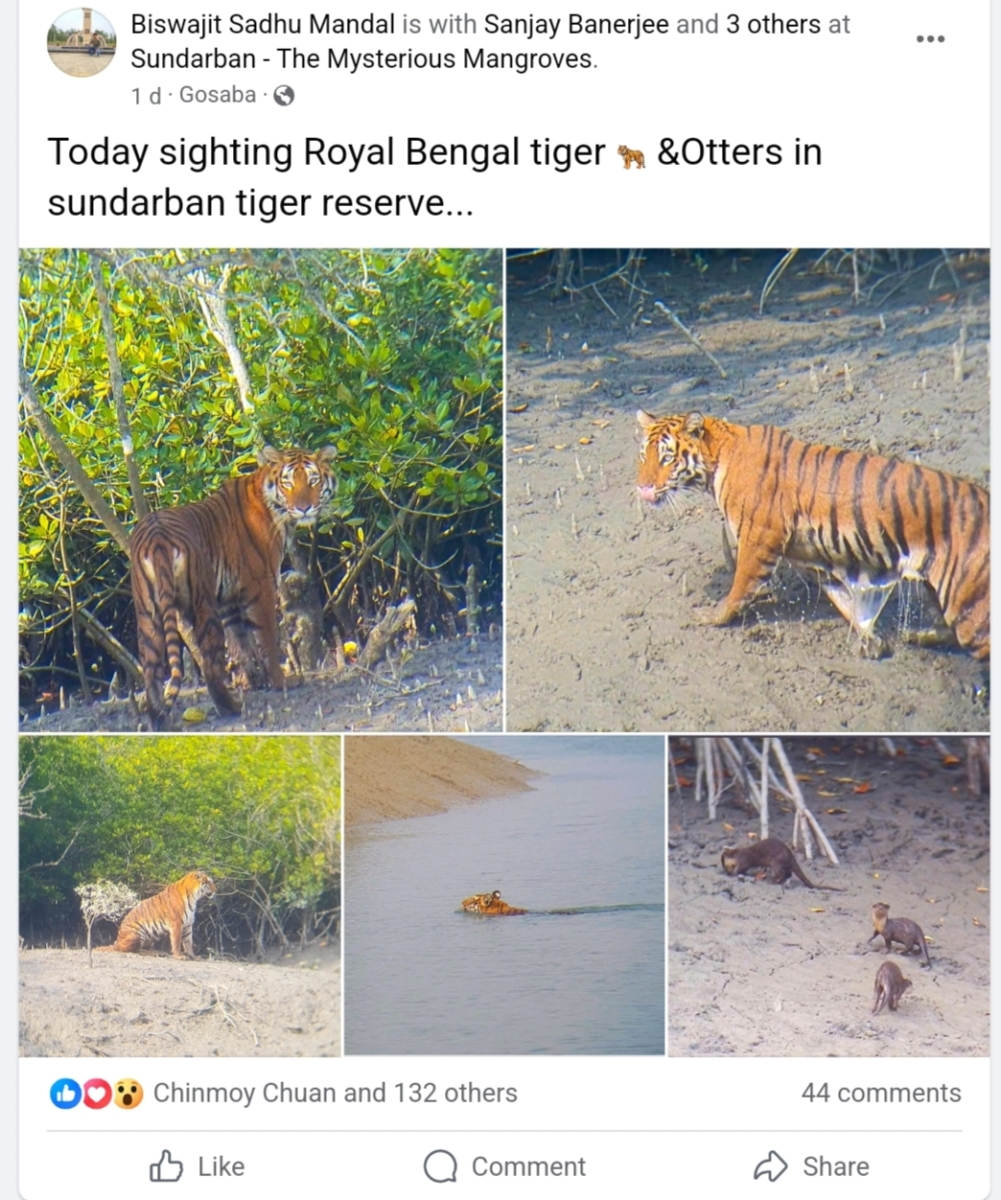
xmin=48 ymin=8 xmax=116 ymax=76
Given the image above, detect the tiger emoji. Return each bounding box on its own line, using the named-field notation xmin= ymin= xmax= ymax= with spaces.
xmin=131 ymin=446 xmax=337 ymax=729
xmin=109 ymin=871 xmax=216 ymax=960
xmin=618 ymin=145 xmax=645 ymax=169
xmin=460 ymin=890 xmax=528 ymax=915
xmin=636 ymin=410 xmax=990 ymax=658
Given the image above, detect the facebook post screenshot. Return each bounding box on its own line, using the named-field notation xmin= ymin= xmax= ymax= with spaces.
xmin=14 ymin=0 xmax=993 ymax=1195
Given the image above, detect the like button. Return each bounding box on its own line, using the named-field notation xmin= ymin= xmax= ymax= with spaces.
xmin=150 ymin=1151 xmax=184 ymax=1182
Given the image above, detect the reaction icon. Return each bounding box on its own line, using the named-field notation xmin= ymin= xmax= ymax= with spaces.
xmin=114 ymin=1078 xmax=144 ymax=1109
xmin=83 ymin=1078 xmax=112 ymax=1109
xmin=50 ymin=1079 xmax=81 ymax=1109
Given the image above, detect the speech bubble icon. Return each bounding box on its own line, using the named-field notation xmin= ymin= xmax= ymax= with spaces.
xmin=424 ymin=1150 xmax=458 ymax=1183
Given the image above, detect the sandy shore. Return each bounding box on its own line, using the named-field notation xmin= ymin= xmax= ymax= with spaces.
xmin=344 ymin=736 xmax=540 ymax=826
xmin=19 ymin=943 xmax=340 ymax=1057
xmin=668 ymin=739 xmax=989 ymax=1057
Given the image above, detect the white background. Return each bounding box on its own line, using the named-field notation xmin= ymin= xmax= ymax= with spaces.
xmin=18 ymin=1 xmax=991 ymax=246
xmin=12 ymin=0 xmax=998 ymax=1196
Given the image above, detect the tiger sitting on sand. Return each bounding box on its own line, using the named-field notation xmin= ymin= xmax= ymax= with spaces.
xmin=101 ymin=871 xmax=216 ymax=959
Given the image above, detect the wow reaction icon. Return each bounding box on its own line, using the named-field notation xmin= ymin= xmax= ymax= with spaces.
xmin=114 ymin=1078 xmax=144 ymax=1109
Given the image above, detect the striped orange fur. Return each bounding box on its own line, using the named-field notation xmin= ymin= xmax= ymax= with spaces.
xmin=636 ymin=411 xmax=989 ymax=658
xmin=460 ymin=890 xmax=528 ymax=915
xmin=130 ymin=446 xmax=336 ymax=728
xmin=111 ymin=871 xmax=216 ymax=960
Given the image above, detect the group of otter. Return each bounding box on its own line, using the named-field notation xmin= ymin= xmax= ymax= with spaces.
xmin=720 ymin=838 xmax=931 ymax=1016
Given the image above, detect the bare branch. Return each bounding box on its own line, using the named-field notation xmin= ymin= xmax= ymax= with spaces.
xmin=77 ymin=606 xmax=143 ymax=686
xmin=175 ymin=252 xmax=255 ymax=414
xmin=89 ymin=254 xmax=149 ymax=519
xmin=19 ymin=368 xmax=131 ymax=556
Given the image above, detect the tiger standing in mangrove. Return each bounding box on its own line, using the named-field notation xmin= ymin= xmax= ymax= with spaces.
xmin=130 ymin=446 xmax=337 ymax=728
xmin=636 ymin=410 xmax=989 ymax=658
xmin=105 ymin=871 xmax=216 ymax=960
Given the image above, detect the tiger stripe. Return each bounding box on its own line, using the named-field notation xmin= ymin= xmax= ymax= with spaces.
xmin=636 ymin=411 xmax=989 ymax=659
xmin=130 ymin=446 xmax=337 ymax=728
xmin=111 ymin=871 xmax=216 ymax=960
xmin=460 ymin=890 xmax=528 ymax=915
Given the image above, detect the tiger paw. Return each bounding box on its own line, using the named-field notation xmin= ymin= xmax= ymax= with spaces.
xmin=857 ymin=634 xmax=891 ymax=660
xmin=697 ymin=602 xmax=740 ymax=627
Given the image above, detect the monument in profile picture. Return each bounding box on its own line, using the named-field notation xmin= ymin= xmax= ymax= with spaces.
xmin=48 ymin=8 xmax=116 ymax=76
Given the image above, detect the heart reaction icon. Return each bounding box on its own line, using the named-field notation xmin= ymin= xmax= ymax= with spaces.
xmin=83 ymin=1078 xmax=112 ymax=1109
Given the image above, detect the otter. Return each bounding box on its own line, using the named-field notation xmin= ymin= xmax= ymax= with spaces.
xmin=460 ymin=890 xmax=527 ymax=916
xmin=872 ymin=961 xmax=912 ymax=1014
xmin=868 ymin=903 xmax=931 ymax=967
xmin=720 ymin=838 xmax=841 ymax=889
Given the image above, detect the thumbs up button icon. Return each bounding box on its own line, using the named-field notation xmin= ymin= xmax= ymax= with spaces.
xmin=49 ymin=1079 xmax=81 ymax=1110
xmin=150 ymin=1150 xmax=184 ymax=1183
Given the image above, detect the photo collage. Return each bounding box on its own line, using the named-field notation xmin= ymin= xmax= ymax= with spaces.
xmin=18 ymin=247 xmax=989 ymax=1061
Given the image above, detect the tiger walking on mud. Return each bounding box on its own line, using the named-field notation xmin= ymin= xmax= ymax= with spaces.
xmin=636 ymin=410 xmax=989 ymax=659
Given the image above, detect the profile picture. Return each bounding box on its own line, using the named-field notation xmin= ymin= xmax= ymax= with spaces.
xmin=19 ymin=248 xmax=502 ymax=733
xmin=344 ymin=733 xmax=665 ymax=1054
xmin=48 ymin=8 xmax=116 ymax=76
xmin=19 ymin=734 xmax=341 ymax=1057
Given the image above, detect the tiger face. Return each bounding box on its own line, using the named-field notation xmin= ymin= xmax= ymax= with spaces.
xmin=260 ymin=445 xmax=337 ymax=527
xmin=461 ymin=891 xmax=500 ymax=912
xmin=636 ymin=410 xmax=714 ymax=504
xmin=189 ymin=870 xmax=217 ymax=902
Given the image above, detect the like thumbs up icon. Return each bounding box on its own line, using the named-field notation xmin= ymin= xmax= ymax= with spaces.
xmin=150 ymin=1150 xmax=183 ymax=1182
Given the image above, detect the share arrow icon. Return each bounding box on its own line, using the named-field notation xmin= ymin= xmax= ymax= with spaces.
xmin=753 ymin=1151 xmax=789 ymax=1182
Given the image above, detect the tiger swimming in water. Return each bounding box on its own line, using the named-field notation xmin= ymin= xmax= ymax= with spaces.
xmin=130 ymin=446 xmax=337 ymax=729
xmin=460 ymin=890 xmax=528 ymax=915
xmin=636 ymin=410 xmax=990 ymax=658
xmin=107 ymin=871 xmax=216 ymax=959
